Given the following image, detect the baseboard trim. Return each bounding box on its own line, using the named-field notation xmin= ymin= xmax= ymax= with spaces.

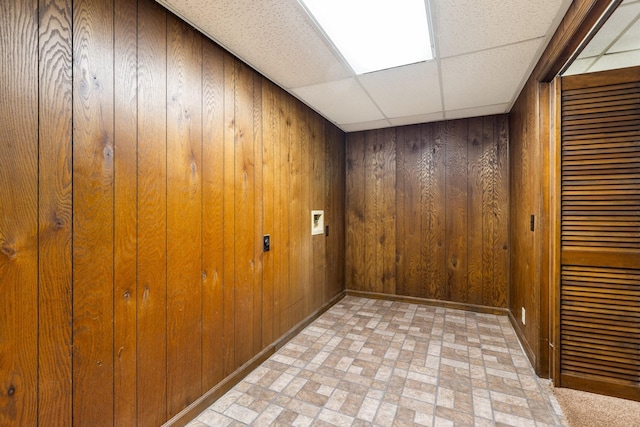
xmin=508 ymin=310 xmax=536 ymax=369
xmin=346 ymin=290 xmax=509 ymax=316
xmin=163 ymin=290 xmax=346 ymax=427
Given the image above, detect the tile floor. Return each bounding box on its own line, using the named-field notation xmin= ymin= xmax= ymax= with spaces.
xmin=188 ymin=296 xmax=566 ymax=426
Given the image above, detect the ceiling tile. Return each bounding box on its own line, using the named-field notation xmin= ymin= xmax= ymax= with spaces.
xmin=156 ymin=0 xmax=352 ymax=89
xmin=581 ymin=1 xmax=640 ymax=57
xmin=340 ymin=119 xmax=393 ymax=133
xmin=389 ymin=112 xmax=445 ymax=127
xmin=433 ymin=0 xmax=572 ymax=58
xmin=563 ymin=57 xmax=596 ymax=76
xmin=441 ymin=39 xmax=543 ymax=111
xmin=608 ymin=8 xmax=640 ymax=53
xmin=589 ymin=49 xmax=640 ymax=73
xmin=358 ymin=61 xmax=442 ymax=118
xmin=293 ymin=78 xmax=385 ymax=125
xmin=445 ymin=104 xmax=510 ymax=120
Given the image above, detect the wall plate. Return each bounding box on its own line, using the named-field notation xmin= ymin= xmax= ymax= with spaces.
xmin=311 ymin=210 xmax=324 ymax=235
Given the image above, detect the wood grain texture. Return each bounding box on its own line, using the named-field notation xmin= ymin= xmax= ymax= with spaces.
xmin=481 ymin=118 xmax=497 ymax=307
xmin=136 ymin=0 xmax=167 ymax=423
xmin=346 ymin=132 xmax=366 ymax=291
xmin=166 ymin=16 xmax=203 ymax=417
xmin=559 ymin=68 xmax=640 ymax=400
xmin=234 ymin=60 xmax=256 ymax=369
xmin=252 ymin=74 xmax=264 ymax=354
xmin=4 ymin=0 xmax=347 ymax=423
xmin=381 ymin=128 xmax=397 ymax=295
xmin=311 ymin=113 xmax=326 ymax=311
xmin=494 ymin=115 xmax=510 ymax=308
xmin=299 ymin=103 xmax=312 ymax=318
xmin=510 ymin=80 xmax=541 ymax=369
xmin=396 ymin=125 xmax=421 ymax=297
xmin=346 ymin=118 xmax=508 ymax=308
xmin=288 ymin=100 xmax=303 ymax=325
xmin=278 ymin=93 xmax=293 ymax=336
xmin=114 ymin=0 xmax=138 ymax=422
xmin=222 ymin=52 xmax=236 ymax=377
xmin=509 ymin=0 xmax=620 ymax=380
xmin=467 ymin=118 xmax=484 ymax=305
xmin=425 ymin=122 xmax=447 ymax=301
xmin=364 ymin=131 xmax=380 ymax=292
xmin=326 ymin=123 xmax=346 ymax=300
xmin=272 ymin=86 xmax=290 ymax=338
xmin=72 ymin=0 xmax=115 ymax=424
xmin=0 ymin=0 xmax=39 ymax=424
xmin=37 ymin=0 xmax=73 ymax=423
xmin=202 ymin=40 xmax=225 ymax=390
xmin=261 ymin=80 xmax=276 ymax=347
xmin=445 ymin=120 xmax=469 ymax=303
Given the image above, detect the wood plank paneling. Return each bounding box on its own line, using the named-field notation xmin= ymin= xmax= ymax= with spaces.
xmin=468 ymin=118 xmax=484 ymax=305
xmin=364 ymin=132 xmax=379 ymax=292
xmin=481 ymin=118 xmax=497 ymax=307
xmin=382 ymin=128 xmax=397 ymax=295
xmin=202 ymin=41 xmax=225 ymax=390
xmin=326 ymin=123 xmax=346 ymax=300
xmin=494 ymin=115 xmax=510 ymax=308
xmin=72 ymin=0 xmax=115 ymax=424
xmin=136 ymin=1 xmax=167 ymax=423
xmin=166 ymin=16 xmax=203 ymax=416
xmin=510 ymin=79 xmax=542 ymax=367
xmin=3 ymin=0 xmax=346 ymax=423
xmin=300 ymin=104 xmax=312 ymax=316
xmin=0 ymin=0 xmax=39 ymax=424
xmin=113 ymin=0 xmax=138 ymax=422
xmin=346 ymin=118 xmax=508 ymax=308
xmin=397 ymin=125 xmax=422 ymax=297
xmin=222 ymin=52 xmax=236 ymax=377
xmin=37 ymin=0 xmax=73 ymax=423
xmin=261 ymin=81 xmax=276 ymax=347
xmin=289 ymin=101 xmax=304 ymax=324
xmin=252 ymin=74 xmax=264 ymax=355
xmin=426 ymin=122 xmax=447 ymax=301
xmin=234 ymin=60 xmax=256 ymax=369
xmin=312 ymin=113 xmax=327 ymax=311
xmin=346 ymin=132 xmax=366 ymax=291
xmin=446 ymin=120 xmax=469 ymax=303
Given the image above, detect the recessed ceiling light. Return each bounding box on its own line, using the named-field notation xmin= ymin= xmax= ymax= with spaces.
xmin=299 ymin=0 xmax=434 ymax=75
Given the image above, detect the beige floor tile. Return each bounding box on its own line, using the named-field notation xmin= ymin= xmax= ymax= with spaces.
xmin=188 ymin=297 xmax=565 ymax=427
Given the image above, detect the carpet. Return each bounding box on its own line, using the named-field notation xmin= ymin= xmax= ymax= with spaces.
xmin=553 ymin=387 xmax=640 ymax=427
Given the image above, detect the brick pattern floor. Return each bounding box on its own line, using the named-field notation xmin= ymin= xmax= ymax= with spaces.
xmin=188 ymin=296 xmax=566 ymax=426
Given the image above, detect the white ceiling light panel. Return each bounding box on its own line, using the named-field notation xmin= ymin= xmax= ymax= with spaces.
xmin=299 ymin=0 xmax=433 ymax=74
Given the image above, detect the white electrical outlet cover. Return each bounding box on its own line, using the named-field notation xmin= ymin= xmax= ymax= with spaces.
xmin=311 ymin=210 xmax=324 ymax=235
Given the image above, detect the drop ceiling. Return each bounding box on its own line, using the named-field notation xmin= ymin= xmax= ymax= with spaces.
xmin=564 ymin=0 xmax=640 ymax=76
xmin=156 ymin=0 xmax=574 ymax=132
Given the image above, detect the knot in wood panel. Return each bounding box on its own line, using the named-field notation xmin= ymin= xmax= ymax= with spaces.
xmin=1 ymin=244 xmax=16 ymax=260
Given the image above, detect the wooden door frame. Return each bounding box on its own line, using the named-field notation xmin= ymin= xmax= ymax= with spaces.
xmin=539 ymin=77 xmax=562 ymax=382
xmin=535 ymin=0 xmax=621 ymax=383
xmin=549 ymin=77 xmax=562 ymax=385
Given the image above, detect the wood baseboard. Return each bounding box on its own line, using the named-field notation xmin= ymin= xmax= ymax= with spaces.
xmin=507 ymin=310 xmax=536 ymax=370
xmin=345 ymin=290 xmax=509 ymax=316
xmin=163 ymin=290 xmax=347 ymax=427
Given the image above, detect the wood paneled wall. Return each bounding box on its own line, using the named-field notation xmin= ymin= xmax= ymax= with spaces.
xmin=346 ymin=118 xmax=509 ymax=307
xmin=508 ymin=0 xmax=618 ymax=377
xmin=0 ymin=0 xmax=345 ymax=425
xmin=509 ymin=80 xmax=545 ymax=368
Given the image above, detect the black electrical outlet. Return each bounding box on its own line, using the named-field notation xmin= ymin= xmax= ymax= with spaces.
xmin=263 ymin=235 xmax=270 ymax=252
xmin=325 ymin=225 xmax=329 ymax=236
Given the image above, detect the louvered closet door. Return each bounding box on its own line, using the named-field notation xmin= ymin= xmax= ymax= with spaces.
xmin=560 ymin=67 xmax=640 ymax=401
